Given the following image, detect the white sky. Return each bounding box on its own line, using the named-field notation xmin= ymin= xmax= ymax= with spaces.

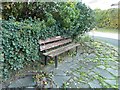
xmin=82 ymin=0 xmax=119 ymax=10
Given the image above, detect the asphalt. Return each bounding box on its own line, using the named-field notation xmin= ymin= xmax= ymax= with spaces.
xmin=92 ymin=36 xmax=119 ymax=47
xmin=88 ymin=32 xmax=119 ymax=48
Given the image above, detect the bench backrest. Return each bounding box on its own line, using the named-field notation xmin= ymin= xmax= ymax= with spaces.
xmin=38 ymin=36 xmax=72 ymax=51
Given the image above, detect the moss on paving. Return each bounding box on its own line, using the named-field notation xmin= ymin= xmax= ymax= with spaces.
xmin=72 ymin=40 xmax=118 ymax=88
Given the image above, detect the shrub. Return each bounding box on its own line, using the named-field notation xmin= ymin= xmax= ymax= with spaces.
xmin=94 ymin=8 xmax=118 ymax=29
xmin=2 ymin=2 xmax=95 ymax=38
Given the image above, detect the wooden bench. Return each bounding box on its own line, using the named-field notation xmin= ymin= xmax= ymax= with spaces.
xmin=38 ymin=36 xmax=80 ymax=68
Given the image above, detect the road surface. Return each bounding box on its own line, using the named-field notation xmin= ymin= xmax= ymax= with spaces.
xmin=88 ymin=32 xmax=119 ymax=47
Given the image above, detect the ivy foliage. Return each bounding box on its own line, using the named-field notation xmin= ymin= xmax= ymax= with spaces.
xmin=2 ymin=19 xmax=40 ymax=79
xmin=2 ymin=2 xmax=95 ymax=79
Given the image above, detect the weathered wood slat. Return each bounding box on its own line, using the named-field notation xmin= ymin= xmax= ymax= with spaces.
xmin=40 ymin=39 xmax=72 ymax=51
xmin=43 ymin=43 xmax=75 ymax=55
xmin=39 ymin=36 xmax=63 ymax=45
xmin=43 ymin=43 xmax=80 ymax=57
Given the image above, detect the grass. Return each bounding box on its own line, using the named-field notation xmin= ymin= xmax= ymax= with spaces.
xmin=93 ymin=28 xmax=118 ymax=34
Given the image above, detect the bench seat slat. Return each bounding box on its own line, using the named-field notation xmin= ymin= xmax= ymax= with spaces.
xmin=40 ymin=39 xmax=72 ymax=51
xmin=39 ymin=36 xmax=63 ymax=45
xmin=43 ymin=43 xmax=80 ymax=57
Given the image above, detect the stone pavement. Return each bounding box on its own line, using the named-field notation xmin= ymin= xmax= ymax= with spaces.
xmin=7 ymin=41 xmax=119 ymax=88
xmin=42 ymin=48 xmax=118 ymax=88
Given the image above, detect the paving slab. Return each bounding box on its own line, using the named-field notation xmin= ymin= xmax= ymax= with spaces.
xmin=87 ymin=53 xmax=97 ymax=58
xmin=111 ymin=65 xmax=118 ymax=70
xmin=52 ymin=68 xmax=66 ymax=76
xmin=59 ymin=65 xmax=71 ymax=73
xmin=52 ymin=75 xmax=71 ymax=88
xmin=93 ymin=68 xmax=115 ymax=79
xmin=77 ymin=67 xmax=90 ymax=73
xmin=69 ymin=64 xmax=80 ymax=70
xmin=67 ymin=82 xmax=77 ymax=88
xmin=104 ymin=80 xmax=117 ymax=86
xmin=62 ymin=56 xmax=73 ymax=62
xmin=84 ymin=62 xmax=96 ymax=70
xmin=8 ymin=76 xmax=35 ymax=88
xmin=88 ymin=72 xmax=96 ymax=76
xmin=106 ymin=68 xmax=118 ymax=77
xmin=75 ymin=82 xmax=90 ymax=88
xmin=97 ymin=65 xmax=106 ymax=69
xmin=43 ymin=65 xmax=55 ymax=73
xmin=88 ymin=79 xmax=102 ymax=88
xmin=107 ymin=61 xmax=118 ymax=67
xmin=72 ymin=72 xmax=80 ymax=78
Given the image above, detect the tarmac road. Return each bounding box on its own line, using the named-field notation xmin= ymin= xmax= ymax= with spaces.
xmin=88 ymin=32 xmax=119 ymax=48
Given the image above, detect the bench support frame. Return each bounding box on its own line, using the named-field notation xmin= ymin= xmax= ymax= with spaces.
xmin=45 ymin=56 xmax=47 ymax=65
xmin=44 ymin=56 xmax=58 ymax=68
xmin=44 ymin=47 xmax=78 ymax=68
xmin=76 ymin=46 xmax=78 ymax=53
xmin=55 ymin=56 xmax=58 ymax=68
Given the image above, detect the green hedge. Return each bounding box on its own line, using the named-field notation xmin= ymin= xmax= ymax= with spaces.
xmin=2 ymin=18 xmax=63 ymax=79
xmin=2 ymin=19 xmax=38 ymax=79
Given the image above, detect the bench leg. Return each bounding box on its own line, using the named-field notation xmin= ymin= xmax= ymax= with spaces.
xmin=76 ymin=46 xmax=78 ymax=53
xmin=45 ymin=56 xmax=47 ymax=65
xmin=55 ymin=56 xmax=58 ymax=68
